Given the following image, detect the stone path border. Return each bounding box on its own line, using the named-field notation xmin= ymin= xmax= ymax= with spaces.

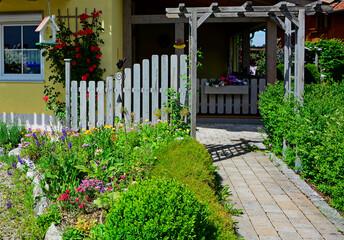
xmin=197 ymin=123 xmax=344 ymax=240
xmin=269 ymin=152 xmax=344 ymax=233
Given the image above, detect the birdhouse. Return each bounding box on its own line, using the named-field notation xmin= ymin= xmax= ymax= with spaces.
xmin=35 ymin=15 xmax=60 ymax=45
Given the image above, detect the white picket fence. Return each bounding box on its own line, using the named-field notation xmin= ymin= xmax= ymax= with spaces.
xmin=66 ymin=54 xmax=266 ymax=130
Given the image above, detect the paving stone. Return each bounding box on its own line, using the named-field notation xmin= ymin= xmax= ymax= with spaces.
xmin=198 ymin=125 xmax=344 ymax=240
xmin=278 ymin=231 xmax=303 ymax=240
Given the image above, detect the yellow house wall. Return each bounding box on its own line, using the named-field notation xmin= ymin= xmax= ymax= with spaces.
xmin=0 ymin=0 xmax=122 ymax=115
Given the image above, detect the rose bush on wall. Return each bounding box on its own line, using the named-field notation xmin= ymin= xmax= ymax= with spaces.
xmin=41 ymin=10 xmax=105 ymax=120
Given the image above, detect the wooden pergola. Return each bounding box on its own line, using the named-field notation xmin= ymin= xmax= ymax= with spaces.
xmin=166 ymin=1 xmax=330 ymax=138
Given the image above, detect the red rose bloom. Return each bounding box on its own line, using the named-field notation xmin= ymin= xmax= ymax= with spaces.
xmin=89 ymin=67 xmax=94 ymax=72
xmin=72 ymin=61 xmax=76 ymax=66
xmin=66 ymin=190 xmax=70 ymax=194
xmin=76 ymin=47 xmax=80 ymax=52
xmin=76 ymin=53 xmax=82 ymax=59
xmin=87 ymin=58 xmax=91 ymax=63
xmin=93 ymin=64 xmax=97 ymax=68
xmin=75 ymin=43 xmax=79 ymax=47
xmin=82 ymin=76 xmax=87 ymax=81
xmin=78 ymin=30 xmax=84 ymax=36
xmin=73 ymin=32 xmax=77 ymax=37
xmin=84 ymin=28 xmax=93 ymax=35
xmin=75 ymin=198 xmax=79 ymax=202
xmin=96 ymin=54 xmax=101 ymax=59
xmin=91 ymin=46 xmax=95 ymax=51
xmin=86 ymin=73 xmax=90 ymax=77
xmin=79 ymin=203 xmax=84 ymax=208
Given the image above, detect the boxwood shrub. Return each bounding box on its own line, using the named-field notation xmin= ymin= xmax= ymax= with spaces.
xmin=91 ymin=178 xmax=214 ymax=240
xmin=259 ymin=81 xmax=344 ymax=211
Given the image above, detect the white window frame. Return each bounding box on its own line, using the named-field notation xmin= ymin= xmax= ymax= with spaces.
xmin=0 ymin=13 xmax=44 ymax=83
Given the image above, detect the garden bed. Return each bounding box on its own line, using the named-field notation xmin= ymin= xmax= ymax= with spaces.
xmin=0 ymin=120 xmax=239 ymax=239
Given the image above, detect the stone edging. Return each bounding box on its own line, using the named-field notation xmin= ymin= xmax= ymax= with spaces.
xmin=267 ymin=151 xmax=344 ymax=233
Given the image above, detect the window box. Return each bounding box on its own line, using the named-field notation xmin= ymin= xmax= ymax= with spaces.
xmin=204 ymin=85 xmax=249 ymax=94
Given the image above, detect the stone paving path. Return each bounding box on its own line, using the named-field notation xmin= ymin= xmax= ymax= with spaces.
xmin=196 ymin=123 xmax=344 ymax=240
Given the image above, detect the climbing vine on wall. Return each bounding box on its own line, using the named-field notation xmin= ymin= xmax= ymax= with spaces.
xmin=41 ymin=10 xmax=105 ymax=120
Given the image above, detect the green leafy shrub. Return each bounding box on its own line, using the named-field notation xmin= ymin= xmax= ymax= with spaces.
xmin=0 ymin=121 xmax=9 ymax=147
xmin=332 ymin=62 xmax=344 ymax=81
xmin=0 ymin=121 xmax=25 ymax=149
xmin=306 ymin=38 xmax=344 ymax=80
xmin=304 ymin=63 xmax=320 ymax=84
xmin=92 ymin=178 xmax=214 ymax=240
xmin=277 ymin=63 xmax=284 ymax=81
xmin=150 ymin=138 xmax=238 ymax=240
xmin=259 ymin=81 xmax=344 ymax=211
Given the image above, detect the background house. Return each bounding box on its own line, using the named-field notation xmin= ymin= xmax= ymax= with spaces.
xmin=0 ymin=0 xmax=122 ymax=127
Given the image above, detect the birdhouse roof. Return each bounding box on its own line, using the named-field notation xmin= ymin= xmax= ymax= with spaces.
xmin=35 ymin=16 xmax=60 ymax=32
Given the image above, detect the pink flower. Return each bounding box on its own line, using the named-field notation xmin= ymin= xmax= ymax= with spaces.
xmin=66 ymin=190 xmax=70 ymax=194
xmin=75 ymin=198 xmax=79 ymax=202
xmin=43 ymin=96 xmax=49 ymax=101
xmin=110 ymin=177 xmax=114 ymax=180
xmin=79 ymin=203 xmax=84 ymax=208
xmin=86 ymin=196 xmax=89 ymax=200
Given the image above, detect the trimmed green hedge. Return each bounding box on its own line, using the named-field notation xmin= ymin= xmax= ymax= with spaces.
xmin=150 ymin=138 xmax=238 ymax=240
xmin=259 ymin=81 xmax=344 ymax=210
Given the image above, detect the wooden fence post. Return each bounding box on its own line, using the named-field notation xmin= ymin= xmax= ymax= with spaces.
xmin=106 ymin=77 xmax=114 ymax=126
xmin=64 ymin=59 xmax=71 ymax=128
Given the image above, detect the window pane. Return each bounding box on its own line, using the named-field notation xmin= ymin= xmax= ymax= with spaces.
xmin=4 ymin=50 xmax=22 ymax=74
xmin=23 ymin=26 xmax=39 ymax=49
xmin=4 ymin=26 xmax=21 ymax=49
xmin=23 ymin=50 xmax=41 ymax=74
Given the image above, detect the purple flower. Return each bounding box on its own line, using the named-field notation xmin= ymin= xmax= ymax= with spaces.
xmin=61 ymin=135 xmax=66 ymax=142
xmin=12 ymin=163 xmax=16 ymax=169
xmin=62 ymin=128 xmax=67 ymax=137
xmin=41 ymin=141 xmax=45 ymax=146
xmin=35 ymin=140 xmax=40 ymax=147
xmin=7 ymin=171 xmax=12 ymax=176
xmin=68 ymin=142 xmax=72 ymax=149
xmin=18 ymin=156 xmax=24 ymax=165
xmin=32 ymin=133 xmax=37 ymax=140
xmin=82 ymin=143 xmax=89 ymax=148
xmin=6 ymin=200 xmax=12 ymax=209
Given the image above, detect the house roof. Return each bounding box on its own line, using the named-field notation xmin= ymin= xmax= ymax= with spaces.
xmin=134 ymin=0 xmax=326 ymax=14
xmin=333 ymin=0 xmax=344 ymax=10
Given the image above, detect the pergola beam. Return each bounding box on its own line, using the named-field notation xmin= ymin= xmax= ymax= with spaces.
xmin=268 ymin=12 xmax=285 ymax=30
xmin=196 ymin=3 xmax=218 ymax=28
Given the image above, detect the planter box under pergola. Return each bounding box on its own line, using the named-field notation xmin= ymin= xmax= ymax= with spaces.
xmin=205 ymin=85 xmax=249 ymax=95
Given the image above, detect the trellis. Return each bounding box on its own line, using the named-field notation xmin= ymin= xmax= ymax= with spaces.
xmin=166 ymin=1 xmax=330 ymax=138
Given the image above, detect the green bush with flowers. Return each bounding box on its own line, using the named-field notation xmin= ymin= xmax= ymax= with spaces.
xmin=41 ymin=10 xmax=105 ymax=119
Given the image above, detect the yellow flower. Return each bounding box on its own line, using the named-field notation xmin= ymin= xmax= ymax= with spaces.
xmin=4 ymin=196 xmax=7 ymax=199
xmin=178 ymin=128 xmax=182 ymax=131
xmin=82 ymin=128 xmax=85 ymax=131
xmin=164 ymin=120 xmax=167 ymax=123
xmin=186 ymin=129 xmax=190 ymax=133
xmin=85 ymin=130 xmax=90 ymax=135
xmin=140 ymin=124 xmax=143 ymax=126
xmin=145 ymin=119 xmax=149 ymax=122
xmin=112 ymin=128 xmax=116 ymax=131
xmin=119 ymin=124 xmax=124 ymax=128
xmin=143 ymin=137 xmax=147 ymax=140
xmin=25 ymin=127 xmax=28 ymax=130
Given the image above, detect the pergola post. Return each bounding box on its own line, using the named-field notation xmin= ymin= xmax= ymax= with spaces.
xmin=266 ymin=19 xmax=277 ymax=85
xmin=190 ymin=10 xmax=198 ymax=138
xmin=242 ymin=30 xmax=251 ymax=76
xmin=175 ymin=23 xmax=185 ymax=55
xmin=296 ymin=9 xmax=305 ymax=101
xmin=123 ymin=0 xmax=132 ymax=69
xmin=284 ymin=18 xmax=292 ymax=99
